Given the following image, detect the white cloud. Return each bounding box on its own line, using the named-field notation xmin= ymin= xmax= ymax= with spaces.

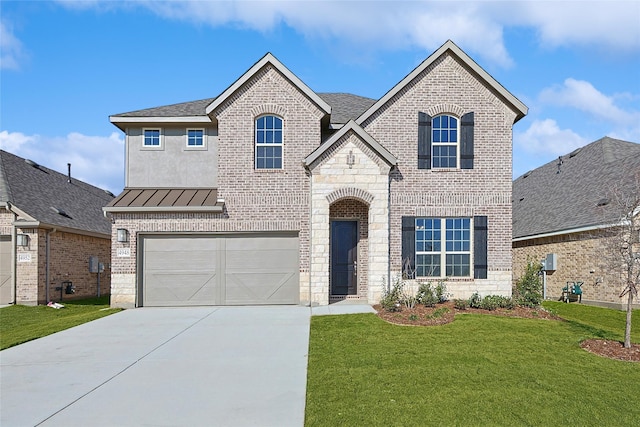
xmin=53 ymin=1 xmax=640 ymax=69
xmin=540 ymin=78 xmax=640 ymax=125
xmin=0 ymin=20 xmax=26 ymax=70
xmin=515 ymin=119 xmax=588 ymax=156
xmin=0 ymin=130 xmax=125 ymax=193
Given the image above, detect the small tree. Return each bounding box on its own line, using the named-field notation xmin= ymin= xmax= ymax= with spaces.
xmin=599 ymin=174 xmax=640 ymax=349
xmin=514 ymin=259 xmax=543 ymax=308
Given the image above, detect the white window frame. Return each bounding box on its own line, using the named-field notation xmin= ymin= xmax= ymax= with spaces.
xmin=185 ymin=128 xmax=207 ymax=151
xmin=415 ymin=217 xmax=472 ymax=278
xmin=255 ymin=115 xmax=283 ymax=170
xmin=431 ymin=115 xmax=459 ymax=169
xmin=142 ymin=128 xmax=163 ymax=150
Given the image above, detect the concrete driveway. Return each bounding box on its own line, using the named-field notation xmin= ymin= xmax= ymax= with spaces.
xmin=1 ymin=306 xmax=311 ymax=427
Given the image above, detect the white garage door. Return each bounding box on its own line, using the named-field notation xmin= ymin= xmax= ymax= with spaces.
xmin=141 ymin=233 xmax=299 ymax=306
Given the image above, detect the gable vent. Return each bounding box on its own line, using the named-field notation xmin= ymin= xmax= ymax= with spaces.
xmin=51 ymin=206 xmax=72 ymax=219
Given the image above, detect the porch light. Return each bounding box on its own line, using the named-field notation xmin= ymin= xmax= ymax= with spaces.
xmin=117 ymin=228 xmax=129 ymax=243
xmin=16 ymin=234 xmax=29 ymax=247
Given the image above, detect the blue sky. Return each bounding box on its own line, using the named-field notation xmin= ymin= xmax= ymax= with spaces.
xmin=1 ymin=0 xmax=639 ymax=194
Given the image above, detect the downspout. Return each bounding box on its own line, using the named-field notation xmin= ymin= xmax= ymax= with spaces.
xmin=10 ymin=204 xmax=17 ymax=304
xmin=387 ymin=168 xmax=392 ymax=292
xmin=308 ymin=166 xmax=313 ymax=310
xmin=45 ymin=229 xmax=57 ymax=303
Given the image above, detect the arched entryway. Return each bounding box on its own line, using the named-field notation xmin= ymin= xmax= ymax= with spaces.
xmin=329 ymin=198 xmax=369 ymax=302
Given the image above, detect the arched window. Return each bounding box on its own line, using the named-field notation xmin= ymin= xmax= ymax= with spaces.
xmin=255 ymin=115 xmax=283 ymax=169
xmin=432 ymin=114 xmax=458 ymax=168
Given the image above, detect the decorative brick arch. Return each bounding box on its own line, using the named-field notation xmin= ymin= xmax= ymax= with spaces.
xmin=426 ymin=103 xmax=465 ymax=118
xmin=326 ymin=187 xmax=374 ymax=205
xmin=251 ymin=103 xmax=288 ymax=119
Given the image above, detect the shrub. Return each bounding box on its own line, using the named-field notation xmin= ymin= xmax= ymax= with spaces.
xmin=380 ymin=276 xmax=403 ymax=312
xmin=480 ymin=295 xmax=500 ymax=311
xmin=416 ymin=283 xmax=438 ymax=307
xmin=469 ymin=292 xmax=482 ymax=309
xmin=453 ymin=299 xmax=468 ymax=310
xmin=514 ymin=260 xmax=543 ymax=308
xmin=434 ymin=281 xmax=450 ymax=303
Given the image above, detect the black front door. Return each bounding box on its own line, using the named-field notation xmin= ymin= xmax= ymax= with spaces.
xmin=331 ymin=220 xmax=358 ymax=296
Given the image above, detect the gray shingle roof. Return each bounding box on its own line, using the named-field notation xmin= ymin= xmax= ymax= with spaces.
xmin=513 ymin=137 xmax=640 ymax=239
xmin=110 ymin=93 xmax=374 ymax=125
xmin=317 ymin=93 xmax=376 ymax=124
xmin=0 ymin=150 xmax=114 ymax=235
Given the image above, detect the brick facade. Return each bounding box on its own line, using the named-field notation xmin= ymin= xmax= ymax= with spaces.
xmin=513 ymin=231 xmax=640 ymax=309
xmin=1 ymin=208 xmax=111 ymax=305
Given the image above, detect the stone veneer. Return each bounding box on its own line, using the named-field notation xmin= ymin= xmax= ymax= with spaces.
xmin=307 ymin=134 xmax=392 ymax=305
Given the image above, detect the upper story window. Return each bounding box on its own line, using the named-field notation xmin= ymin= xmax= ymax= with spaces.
xmin=143 ymin=129 xmax=161 ymax=147
xmin=432 ymin=115 xmax=458 ymax=168
xmin=187 ymin=129 xmax=204 ymax=147
xmin=418 ymin=111 xmax=474 ymax=170
xmin=255 ymin=115 xmax=283 ymax=169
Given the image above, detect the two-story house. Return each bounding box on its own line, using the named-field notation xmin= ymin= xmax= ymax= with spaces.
xmin=104 ymin=40 xmax=527 ymax=308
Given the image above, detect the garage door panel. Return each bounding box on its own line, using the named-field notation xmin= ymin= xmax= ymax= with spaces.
xmin=141 ymin=233 xmax=298 ymax=307
xmin=145 ymin=272 xmax=218 ymax=306
xmin=225 ymin=272 xmax=297 ymax=305
xmin=0 ymin=236 xmax=12 ymax=305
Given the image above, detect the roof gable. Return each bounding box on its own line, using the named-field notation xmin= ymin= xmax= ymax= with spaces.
xmin=356 ymin=40 xmax=528 ymax=126
xmin=513 ymin=137 xmax=640 ymax=239
xmin=205 ymin=53 xmax=331 ymax=117
xmin=0 ymin=150 xmax=114 ymax=236
xmin=304 ymin=120 xmax=397 ymax=168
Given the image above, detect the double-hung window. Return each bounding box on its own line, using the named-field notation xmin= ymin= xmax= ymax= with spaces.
xmin=415 ymin=217 xmax=471 ymax=277
xmin=255 ymin=115 xmax=283 ymax=169
xmin=432 ymin=115 xmax=458 ymax=168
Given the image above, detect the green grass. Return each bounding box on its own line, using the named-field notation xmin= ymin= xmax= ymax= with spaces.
xmin=543 ymin=301 xmax=639 ymax=342
xmin=305 ymin=307 xmax=640 ymax=426
xmin=0 ymin=296 xmax=121 ymax=350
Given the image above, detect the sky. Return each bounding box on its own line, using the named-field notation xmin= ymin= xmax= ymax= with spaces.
xmin=1 ymin=0 xmax=639 ymax=194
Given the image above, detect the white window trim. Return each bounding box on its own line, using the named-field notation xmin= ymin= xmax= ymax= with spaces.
xmin=255 ymin=115 xmax=284 ymax=170
xmin=416 ymin=217 xmax=473 ymax=278
xmin=185 ymin=128 xmax=207 ymax=151
xmin=431 ymin=114 xmax=460 ymax=169
xmin=142 ymin=128 xmax=163 ymax=151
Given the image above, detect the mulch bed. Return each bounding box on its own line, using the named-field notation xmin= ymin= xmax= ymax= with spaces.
xmin=374 ymin=301 xmax=640 ymax=362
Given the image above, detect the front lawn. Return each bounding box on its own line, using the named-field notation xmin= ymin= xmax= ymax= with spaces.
xmin=0 ymin=296 xmax=121 ymax=350
xmin=305 ymin=307 xmax=640 ymax=426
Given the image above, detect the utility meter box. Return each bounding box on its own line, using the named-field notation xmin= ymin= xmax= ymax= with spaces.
xmin=543 ymin=253 xmax=557 ymax=271
xmin=89 ymin=256 xmax=100 ymax=273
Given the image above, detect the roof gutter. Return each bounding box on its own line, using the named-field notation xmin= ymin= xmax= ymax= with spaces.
xmin=512 ymin=222 xmax=619 ymax=243
xmin=12 ymin=220 xmax=110 ymax=240
xmin=103 ymin=205 xmax=225 ymax=214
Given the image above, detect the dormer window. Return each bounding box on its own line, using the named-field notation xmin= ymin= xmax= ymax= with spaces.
xmin=255 ymin=115 xmax=283 ymax=169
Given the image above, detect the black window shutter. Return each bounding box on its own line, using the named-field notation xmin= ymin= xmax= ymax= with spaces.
xmin=418 ymin=112 xmax=432 ymax=169
xmin=401 ymin=216 xmax=416 ymax=279
xmin=460 ymin=112 xmax=474 ymax=169
xmin=473 ymin=215 xmax=488 ymax=279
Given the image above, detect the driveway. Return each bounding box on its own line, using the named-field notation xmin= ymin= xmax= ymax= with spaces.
xmin=1 ymin=306 xmax=311 ymax=427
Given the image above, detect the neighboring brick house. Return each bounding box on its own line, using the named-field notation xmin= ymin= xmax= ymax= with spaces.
xmin=513 ymin=137 xmax=640 ymax=309
xmin=0 ymin=150 xmax=114 ymax=305
xmin=104 ymin=40 xmax=527 ymax=308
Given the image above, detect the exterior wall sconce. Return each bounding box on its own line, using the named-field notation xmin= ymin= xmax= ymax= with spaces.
xmin=117 ymin=229 xmax=129 ymax=243
xmin=16 ymin=234 xmax=30 ymax=247
xmin=347 ymin=150 xmax=355 ymax=169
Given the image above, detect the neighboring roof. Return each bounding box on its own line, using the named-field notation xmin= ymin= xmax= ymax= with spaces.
xmin=356 ymin=40 xmax=528 ymax=126
xmin=104 ymin=188 xmax=223 ymax=213
xmin=317 ymin=93 xmax=376 ymax=125
xmin=112 ymin=98 xmax=216 ymax=118
xmin=304 ymin=120 xmax=397 ymax=168
xmin=205 ymin=52 xmax=331 ymax=117
xmin=0 ymin=150 xmax=114 ymax=236
xmin=513 ymin=137 xmax=640 ymax=240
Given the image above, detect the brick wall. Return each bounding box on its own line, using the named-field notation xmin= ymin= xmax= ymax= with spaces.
xmin=362 ymin=52 xmax=516 ymax=297
xmin=513 ymin=231 xmax=639 ymax=309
